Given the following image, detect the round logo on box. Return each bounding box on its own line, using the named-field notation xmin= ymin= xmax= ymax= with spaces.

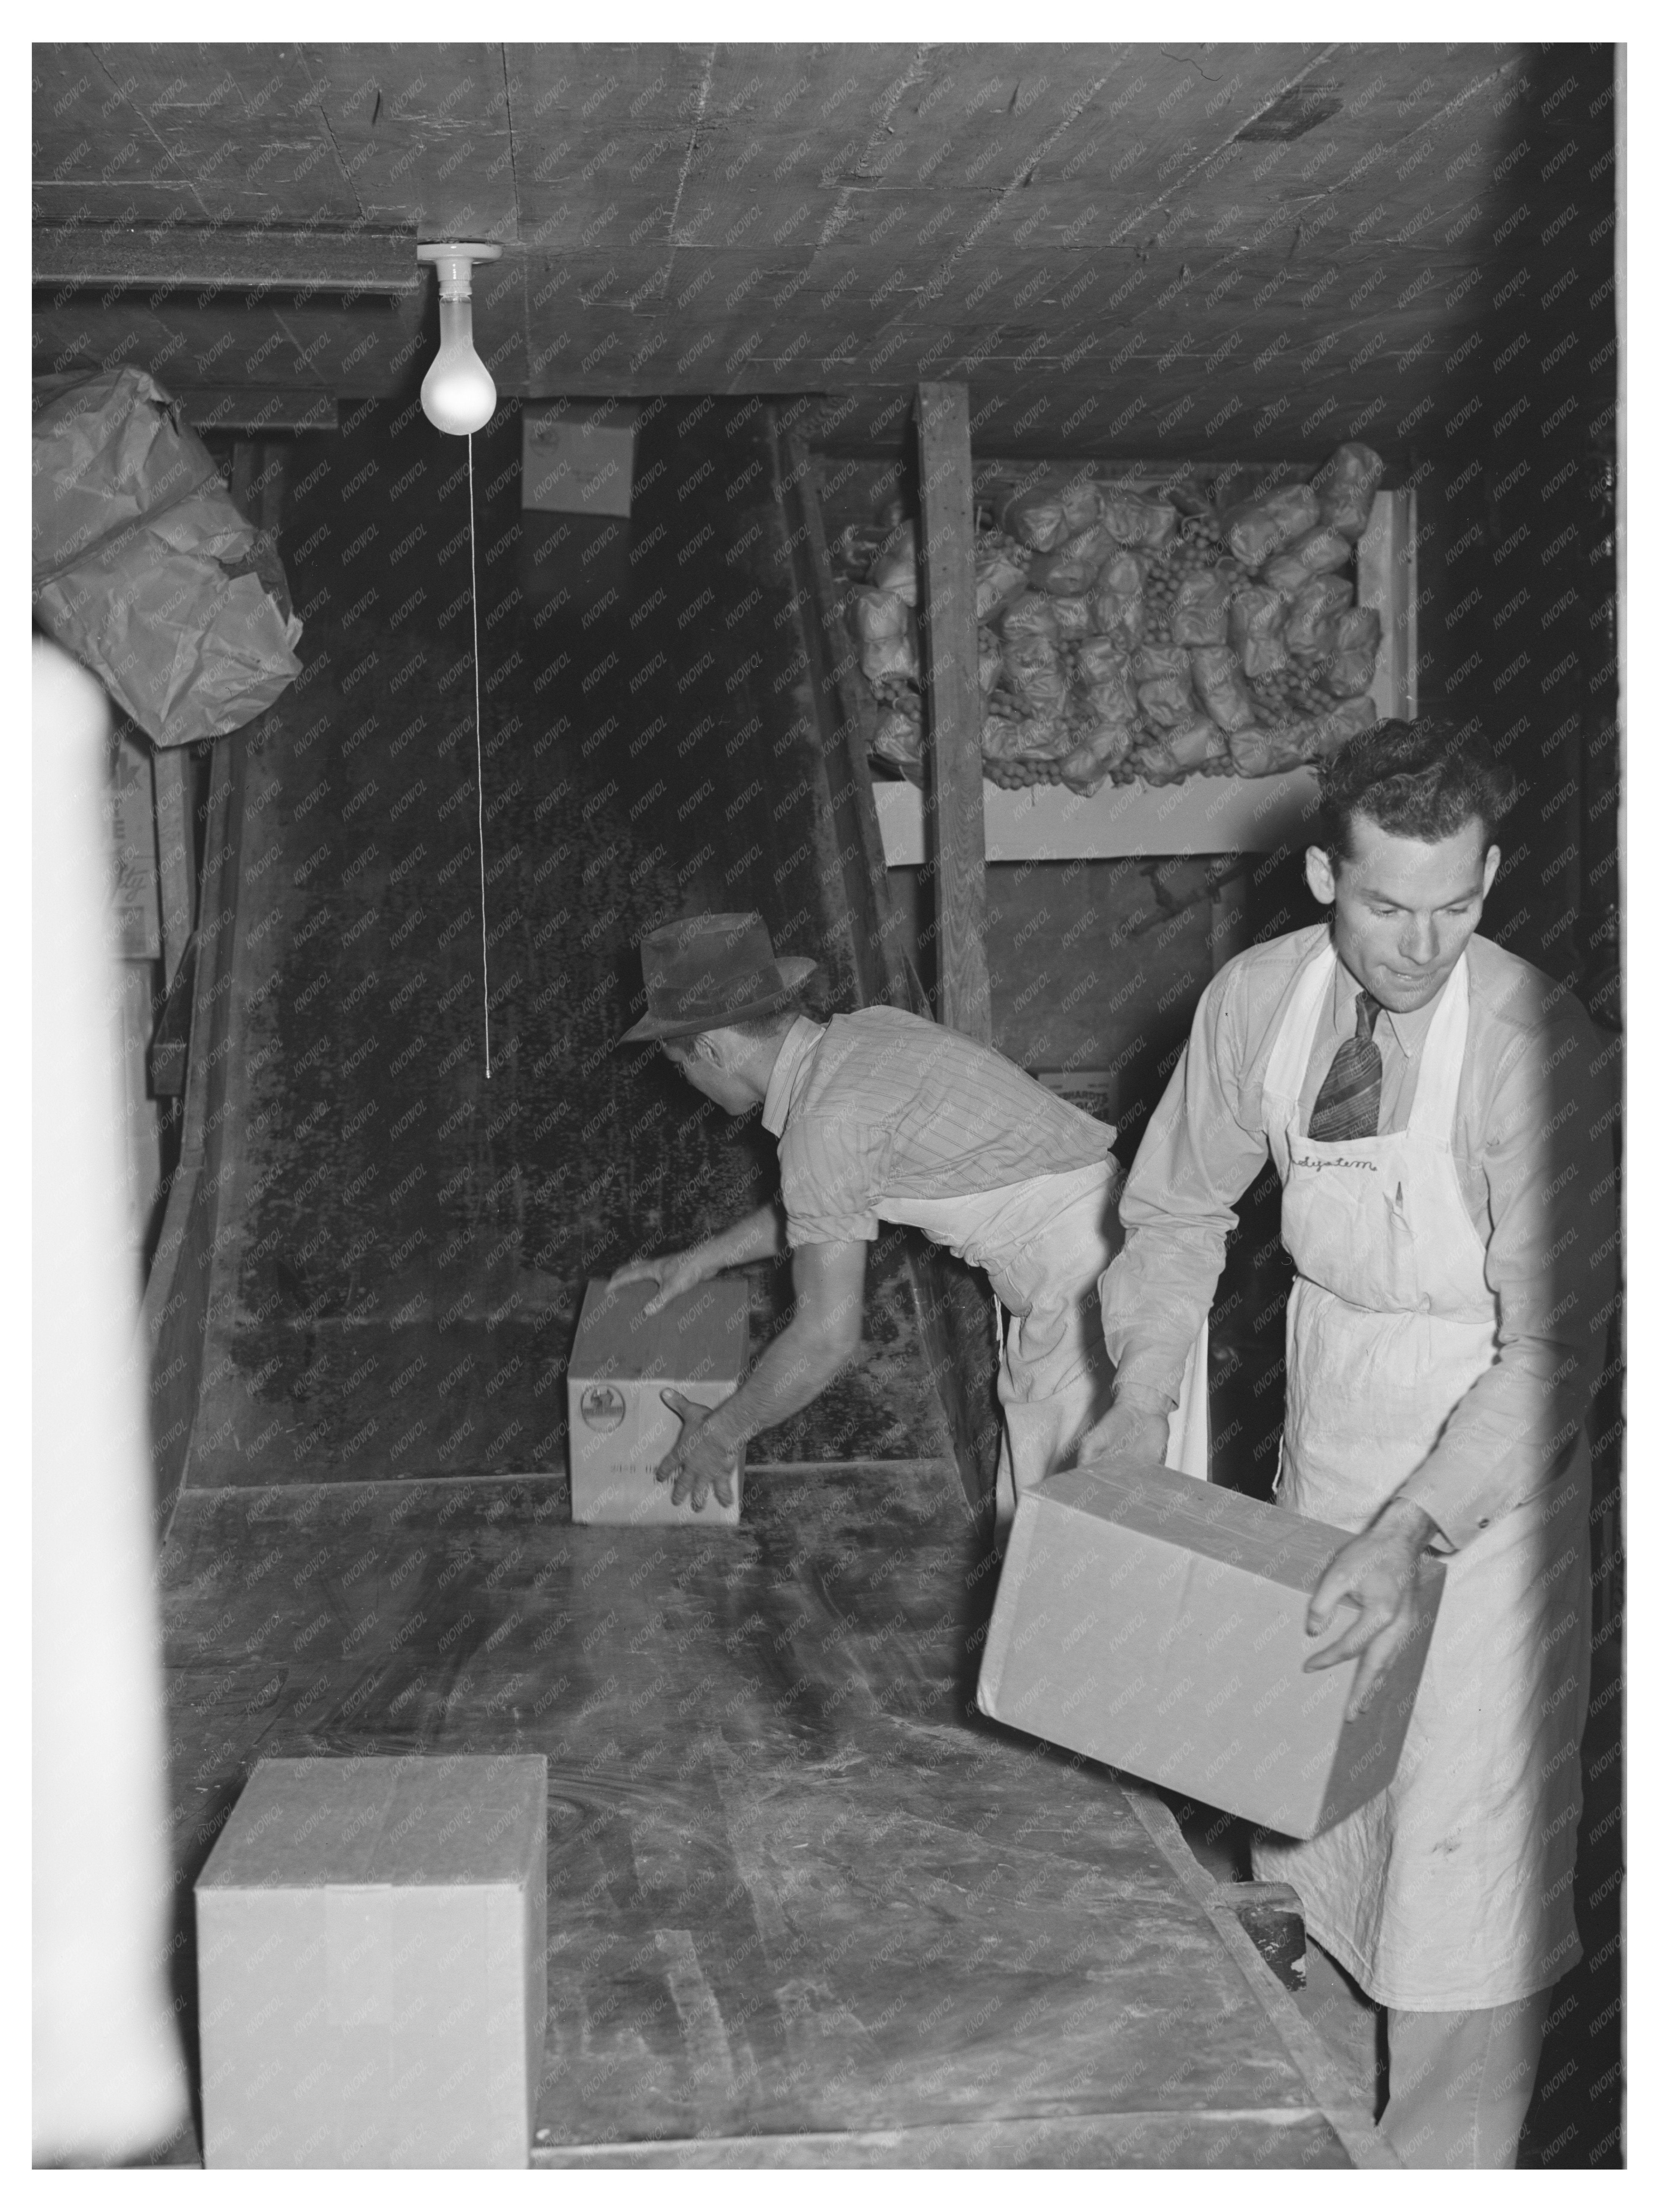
xmin=579 ymin=1383 xmax=626 ymax=1433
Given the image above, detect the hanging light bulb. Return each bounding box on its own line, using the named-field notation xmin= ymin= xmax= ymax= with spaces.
xmin=415 ymin=242 xmax=504 ymax=436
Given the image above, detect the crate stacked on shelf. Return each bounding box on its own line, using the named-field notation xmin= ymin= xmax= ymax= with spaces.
xmin=829 ymin=443 xmax=1388 ymax=795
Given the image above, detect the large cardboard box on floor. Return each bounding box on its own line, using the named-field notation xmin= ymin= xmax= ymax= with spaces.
xmin=196 ymin=1755 xmax=547 ymax=2168
xmin=977 ymin=1461 xmax=1445 ymax=1840
xmin=568 ymin=1277 xmax=749 ymax=1527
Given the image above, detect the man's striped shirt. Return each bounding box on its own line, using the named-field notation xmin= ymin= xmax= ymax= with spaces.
xmin=760 ymin=1007 xmax=1114 ymax=1246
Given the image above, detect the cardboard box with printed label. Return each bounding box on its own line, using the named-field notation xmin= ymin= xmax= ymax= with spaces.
xmin=567 ymin=1276 xmax=749 ymax=1527
xmin=195 ymin=1755 xmax=547 ymax=2168
xmin=976 ymin=1460 xmax=1444 ymax=1840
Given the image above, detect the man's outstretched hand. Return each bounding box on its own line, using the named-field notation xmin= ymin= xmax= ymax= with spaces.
xmin=656 ymin=1387 xmax=739 ymax=1512
xmin=609 ymin=1248 xmax=713 ymax=1316
xmin=1304 ymin=1496 xmax=1441 ymax=1721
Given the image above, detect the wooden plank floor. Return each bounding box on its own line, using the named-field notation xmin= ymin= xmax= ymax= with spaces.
xmin=158 ymin=1459 xmax=1384 ymax=2167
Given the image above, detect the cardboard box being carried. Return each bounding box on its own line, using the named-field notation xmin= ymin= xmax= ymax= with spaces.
xmin=976 ymin=1461 xmax=1445 ymax=1840
xmin=568 ymin=1276 xmax=749 ymax=1526
xmin=196 ymin=1755 xmax=547 ymax=2168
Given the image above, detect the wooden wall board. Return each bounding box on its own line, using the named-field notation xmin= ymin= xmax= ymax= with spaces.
xmin=156 ymin=1462 xmax=1376 ymax=2166
xmin=915 ymin=383 xmax=992 ymax=1043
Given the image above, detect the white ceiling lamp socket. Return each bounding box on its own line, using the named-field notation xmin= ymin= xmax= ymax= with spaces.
xmin=415 ymin=242 xmax=504 ymax=436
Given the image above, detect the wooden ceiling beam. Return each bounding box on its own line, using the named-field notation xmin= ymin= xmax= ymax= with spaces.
xmin=33 ymin=222 xmax=423 ymax=295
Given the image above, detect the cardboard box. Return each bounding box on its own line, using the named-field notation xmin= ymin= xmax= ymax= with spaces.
xmin=976 ymin=1461 xmax=1444 ymax=1840
xmin=196 ymin=1755 xmax=547 ymax=2168
xmin=568 ymin=1277 xmax=749 ymax=1527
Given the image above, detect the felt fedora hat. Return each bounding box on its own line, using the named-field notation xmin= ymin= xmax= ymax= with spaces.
xmin=620 ymin=912 xmax=817 ymax=1043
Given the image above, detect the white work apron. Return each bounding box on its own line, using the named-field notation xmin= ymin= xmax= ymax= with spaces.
xmin=1251 ymin=944 xmax=1591 ymax=2010
xmin=882 ymin=1161 xmax=1209 ymax=1523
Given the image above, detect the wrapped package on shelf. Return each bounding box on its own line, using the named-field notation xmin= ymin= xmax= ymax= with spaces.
xmin=1315 ymin=441 xmax=1388 ymax=539
xmin=1285 ymin=575 xmax=1356 ymax=655
xmin=1326 ymin=607 xmax=1384 ymax=697
xmin=852 ymin=586 xmax=919 ymax=684
xmin=1190 ymin=644 xmax=1257 ymax=734
xmin=1306 ymin=694 xmax=1380 ymax=756
xmin=1088 ymin=553 xmax=1148 ymax=650
xmin=1229 ymin=585 xmax=1291 ymax=679
xmin=1002 ymin=635 xmax=1070 ymax=717
xmin=1029 ymin=521 xmax=1115 ymax=597
xmin=1001 ymin=592 xmax=1061 ymax=641
xmin=1283 ymin=523 xmax=1353 ymax=577
xmin=1100 ymin=489 xmax=1177 ymax=551
xmin=1060 ymin=721 xmax=1135 ymax=795
xmin=1227 ymin=723 xmax=1310 ymax=778
xmin=1002 ymin=476 xmax=1099 ymax=552
xmin=1164 ymin=716 xmax=1230 ymax=776
xmin=870 ymin=521 xmax=919 ymax=606
xmin=1169 ymin=571 xmax=1233 ymax=647
xmin=1074 ymin=641 xmax=1136 ymax=725
xmin=872 ymin=702 xmax=924 ymax=770
xmin=978 ymin=629 xmax=1004 ymax=696
xmin=975 ymin=549 xmax=1028 ymax=621
xmin=1131 ymin=642 xmax=1196 ymax=730
xmin=1049 ymin=595 xmax=1095 ymax=639
xmin=32 ymin=368 xmax=303 ymax=748
xmin=1223 ymin=482 xmax=1321 ymax=571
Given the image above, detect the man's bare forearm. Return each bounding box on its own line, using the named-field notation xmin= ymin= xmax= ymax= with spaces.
xmin=700 ymin=1203 xmax=786 ymax=1272
xmin=698 ymin=1317 xmax=854 ymax=1453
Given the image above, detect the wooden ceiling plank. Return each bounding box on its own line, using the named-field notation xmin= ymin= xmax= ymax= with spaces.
xmin=33 ymin=223 xmax=421 ymax=292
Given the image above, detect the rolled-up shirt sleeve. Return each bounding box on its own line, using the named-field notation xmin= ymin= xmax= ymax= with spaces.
xmin=779 ymin=1116 xmax=886 ymax=1247
xmin=1102 ymin=961 xmax=1273 ymax=1410
xmin=1399 ymin=1014 xmax=1618 ymax=1549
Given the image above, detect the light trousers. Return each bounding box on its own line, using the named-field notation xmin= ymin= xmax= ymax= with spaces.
xmin=1381 ymin=1992 xmax=1552 ymax=2167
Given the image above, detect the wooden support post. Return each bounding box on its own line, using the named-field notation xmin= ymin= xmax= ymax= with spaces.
xmin=915 ymin=384 xmax=992 ymax=1044
xmin=153 ymin=746 xmax=195 ymax=990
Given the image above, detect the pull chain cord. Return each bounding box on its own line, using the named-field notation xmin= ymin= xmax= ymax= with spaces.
xmin=468 ymin=429 xmax=492 ymax=1079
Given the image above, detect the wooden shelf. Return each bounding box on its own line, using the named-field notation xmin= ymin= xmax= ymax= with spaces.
xmin=874 ymin=763 xmax=1322 ymax=864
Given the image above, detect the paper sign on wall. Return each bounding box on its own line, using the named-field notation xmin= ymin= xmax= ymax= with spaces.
xmin=521 ymin=407 xmax=636 ymax=518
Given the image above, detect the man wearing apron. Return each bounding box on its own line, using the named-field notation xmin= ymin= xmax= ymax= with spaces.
xmin=1086 ymin=721 xmax=1616 ymax=2167
xmin=610 ymin=912 xmax=1206 ymax=1522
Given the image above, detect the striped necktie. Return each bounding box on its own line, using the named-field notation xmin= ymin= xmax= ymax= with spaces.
xmin=1308 ymin=987 xmax=1384 ymax=1141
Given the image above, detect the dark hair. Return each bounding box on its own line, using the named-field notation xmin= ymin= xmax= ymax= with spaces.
xmin=1315 ymin=717 xmax=1517 ymax=864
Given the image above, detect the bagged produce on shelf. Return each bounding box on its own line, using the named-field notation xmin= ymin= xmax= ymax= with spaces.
xmin=1284 ymin=523 xmax=1352 ymax=577
xmin=1223 ymin=482 xmax=1320 ymax=571
xmin=852 ymin=586 xmax=920 ymax=684
xmin=32 ymin=367 xmax=303 ymax=747
xmin=1081 ymin=667 xmax=1136 ymax=726
xmin=1002 ymin=476 xmax=1099 ymax=553
xmin=1170 ymin=570 xmax=1233 ymax=647
xmin=1000 ymin=591 xmax=1061 ymax=642
xmin=975 ymin=548 xmax=1028 ymax=622
xmin=1002 ymin=635 xmax=1070 ymax=717
xmin=1314 ymin=441 xmax=1387 ymax=539
xmin=1325 ymin=606 xmax=1383 ymax=697
xmin=1229 ymin=586 xmax=1290 ymax=678
xmin=1137 ymin=674 xmax=1200 ymax=731
xmin=1164 ymin=716 xmax=1231 ymax=776
xmin=1049 ymin=595 xmax=1096 ymax=639
xmin=1285 ymin=575 xmax=1356 ymax=655
xmin=1089 ymin=553 xmax=1148 ymax=650
xmin=1100 ymin=489 xmax=1178 ymax=551
xmin=872 ymin=704 xmax=925 ymax=770
xmin=1030 ymin=521 xmax=1116 ymax=598
xmin=984 ymin=708 xmax=1071 ymax=762
xmin=1130 ymin=734 xmax=1184 ymax=786
xmin=1190 ymin=644 xmax=1257 ymax=734
xmin=1226 ymin=723 xmax=1309 ymax=778
xmin=1305 ymin=694 xmax=1379 ymax=757
xmin=1060 ymin=721 xmax=1134 ymax=796
xmin=979 ymin=628 xmax=1004 ymax=696
xmin=1131 ymin=642 xmax=1192 ymax=684
xmin=870 ymin=520 xmax=919 ymax=606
